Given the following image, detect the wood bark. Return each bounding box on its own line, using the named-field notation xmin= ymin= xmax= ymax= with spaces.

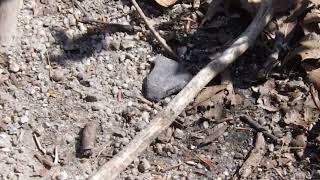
xmin=0 ymin=0 xmax=19 ymax=46
xmin=89 ymin=0 xmax=273 ymax=179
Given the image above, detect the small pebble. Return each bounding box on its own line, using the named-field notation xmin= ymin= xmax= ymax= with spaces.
xmin=112 ymin=86 xmax=119 ymax=96
xmin=56 ymin=171 xmax=68 ymax=180
xmin=65 ymin=134 xmax=74 ymax=144
xmin=173 ymin=128 xmax=184 ymax=139
xmin=51 ymin=70 xmax=64 ymax=82
xmin=141 ymin=111 xmax=150 ymax=122
xmin=234 ymin=152 xmax=244 ymax=159
xmin=84 ymin=95 xmax=98 ymax=102
xmin=138 ymin=159 xmax=151 ymax=173
xmin=106 ymin=64 xmax=114 ymax=71
xmin=121 ymin=40 xmax=136 ymax=50
xmin=110 ymin=39 xmax=121 ymax=50
xmin=9 ymin=62 xmax=20 ymax=73
xmin=91 ymin=103 xmax=104 ymax=111
xmin=202 ymin=121 xmax=209 ymax=129
xmin=20 ymin=115 xmax=29 ymax=124
xmin=268 ymin=144 xmax=274 ymax=152
xmin=0 ymin=133 xmax=11 ymax=148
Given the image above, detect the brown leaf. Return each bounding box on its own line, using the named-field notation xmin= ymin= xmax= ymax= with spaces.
xmin=154 ymin=0 xmax=178 ymax=7
xmin=303 ymin=9 xmax=320 ymax=24
xmin=191 ymin=84 xmax=227 ymax=109
xmin=284 ymin=109 xmax=307 ymax=127
xmin=308 ymin=68 xmax=320 ymax=90
xmin=286 ymin=34 xmax=320 ymax=62
xmin=310 ymin=0 xmax=320 ymax=6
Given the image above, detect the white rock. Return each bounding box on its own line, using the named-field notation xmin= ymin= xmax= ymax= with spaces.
xmin=9 ymin=62 xmax=20 ymax=73
xmin=106 ymin=64 xmax=114 ymax=71
xmin=0 ymin=133 xmax=11 ymax=148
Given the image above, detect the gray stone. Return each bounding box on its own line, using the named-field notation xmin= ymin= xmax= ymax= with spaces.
xmin=84 ymin=95 xmax=98 ymax=102
xmin=173 ymin=128 xmax=184 ymax=139
xmin=91 ymin=103 xmax=104 ymax=111
xmin=157 ymin=128 xmax=173 ymax=143
xmin=121 ymin=40 xmax=136 ymax=50
xmin=51 ymin=70 xmax=64 ymax=82
xmin=110 ymin=39 xmax=121 ymax=50
xmin=143 ymin=55 xmax=192 ymax=102
xmin=138 ymin=159 xmax=151 ymax=173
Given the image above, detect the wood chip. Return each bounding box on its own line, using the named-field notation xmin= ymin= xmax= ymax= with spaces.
xmin=82 ymin=122 xmax=98 ymax=157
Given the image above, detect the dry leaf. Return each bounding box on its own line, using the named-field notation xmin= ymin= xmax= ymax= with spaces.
xmin=47 ymin=89 xmax=59 ymax=97
xmin=154 ymin=0 xmax=178 ymax=7
xmin=303 ymin=8 xmax=320 ymax=24
xmin=308 ymin=68 xmax=320 ymax=90
xmin=310 ymin=0 xmax=320 ymax=6
xmin=286 ymin=33 xmax=320 ymax=62
xmin=284 ymin=109 xmax=308 ymax=127
xmin=191 ymin=84 xmax=227 ymax=109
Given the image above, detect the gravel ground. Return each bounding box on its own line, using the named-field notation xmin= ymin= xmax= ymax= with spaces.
xmin=0 ymin=0 xmax=319 ymax=179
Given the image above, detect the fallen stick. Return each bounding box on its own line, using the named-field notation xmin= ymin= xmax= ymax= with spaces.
xmin=89 ymin=1 xmax=273 ymax=179
xmin=233 ymin=132 xmax=266 ymax=179
xmin=130 ymin=0 xmax=178 ymax=59
xmin=240 ymin=115 xmax=280 ymax=144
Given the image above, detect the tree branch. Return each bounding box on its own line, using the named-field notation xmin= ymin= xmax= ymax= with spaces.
xmin=89 ymin=1 xmax=273 ymax=179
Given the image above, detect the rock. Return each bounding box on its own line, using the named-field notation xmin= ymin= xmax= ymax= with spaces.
xmin=55 ymin=171 xmax=68 ymax=180
xmin=142 ymin=55 xmax=192 ymax=101
xmin=121 ymin=39 xmax=136 ymax=50
xmin=51 ymin=70 xmax=64 ymax=82
xmin=9 ymin=62 xmax=20 ymax=73
xmin=141 ymin=111 xmax=150 ymax=122
xmin=157 ymin=128 xmax=173 ymax=143
xmin=234 ymin=152 xmax=244 ymax=159
xmin=138 ymin=159 xmax=151 ymax=173
xmin=173 ymin=128 xmax=184 ymax=139
xmin=68 ymin=14 xmax=77 ymax=26
xmin=109 ymin=39 xmax=121 ymax=50
xmin=106 ymin=64 xmax=114 ymax=71
xmin=84 ymin=95 xmax=98 ymax=102
xmin=112 ymin=86 xmax=119 ymax=96
xmin=91 ymin=103 xmax=104 ymax=111
xmin=202 ymin=121 xmax=209 ymax=129
xmin=65 ymin=134 xmax=74 ymax=144
xmin=0 ymin=133 xmax=11 ymax=148
xmin=20 ymin=115 xmax=29 ymax=124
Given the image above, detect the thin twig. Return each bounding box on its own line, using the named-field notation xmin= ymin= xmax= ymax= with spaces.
xmin=161 ymin=162 xmax=184 ymax=172
xmin=137 ymin=95 xmax=162 ymax=110
xmin=240 ymin=115 xmax=280 ymax=144
xmin=89 ymin=1 xmax=273 ymax=179
xmin=33 ymin=133 xmax=47 ymax=155
xmin=130 ymin=0 xmax=178 ymax=59
xmin=34 ymin=153 xmax=55 ymax=168
xmin=54 ymin=145 xmax=59 ymax=165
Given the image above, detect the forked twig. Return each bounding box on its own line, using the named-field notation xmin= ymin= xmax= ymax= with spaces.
xmin=130 ymin=0 xmax=178 ymax=59
xmin=89 ymin=1 xmax=273 ymax=179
